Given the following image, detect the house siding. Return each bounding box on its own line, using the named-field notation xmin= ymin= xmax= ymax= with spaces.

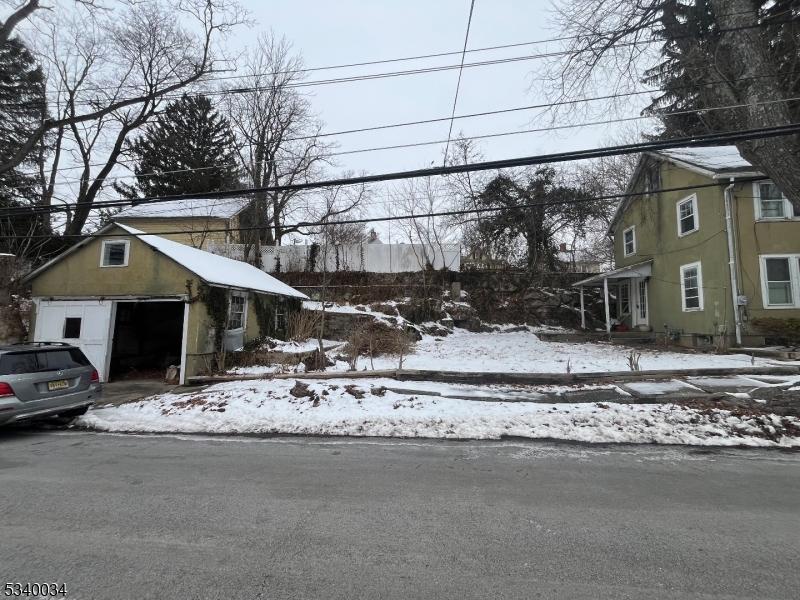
xmin=116 ymin=216 xmax=231 ymax=249
xmin=612 ymin=157 xmax=800 ymax=345
xmin=28 ymin=226 xmax=293 ymax=378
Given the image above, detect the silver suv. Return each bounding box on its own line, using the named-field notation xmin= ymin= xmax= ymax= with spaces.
xmin=0 ymin=342 xmax=101 ymax=426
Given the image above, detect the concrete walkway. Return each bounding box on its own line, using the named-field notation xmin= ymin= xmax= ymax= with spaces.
xmin=99 ymin=380 xmax=180 ymax=406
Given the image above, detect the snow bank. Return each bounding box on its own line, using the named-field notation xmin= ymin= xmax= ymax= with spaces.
xmin=365 ymin=329 xmax=789 ymax=373
xmin=79 ymin=379 xmax=800 ymax=447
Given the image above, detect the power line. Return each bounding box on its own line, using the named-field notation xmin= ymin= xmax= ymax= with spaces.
xmin=14 ymin=66 xmax=800 ymax=186
xmin=443 ymin=0 xmax=477 ymax=166
xmin=2 ymin=123 xmax=796 ymax=220
xmin=5 ymin=16 xmax=796 ymax=111
xmin=1 ymin=177 xmax=767 ymax=241
xmin=13 ymin=70 xmax=800 ymax=192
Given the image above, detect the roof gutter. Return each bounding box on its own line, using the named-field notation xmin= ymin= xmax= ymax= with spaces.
xmin=723 ymin=179 xmax=743 ymax=346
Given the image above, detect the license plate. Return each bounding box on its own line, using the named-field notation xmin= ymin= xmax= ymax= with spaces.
xmin=47 ymin=379 xmax=69 ymax=391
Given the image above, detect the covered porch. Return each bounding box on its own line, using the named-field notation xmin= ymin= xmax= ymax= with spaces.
xmin=573 ymin=260 xmax=653 ymax=334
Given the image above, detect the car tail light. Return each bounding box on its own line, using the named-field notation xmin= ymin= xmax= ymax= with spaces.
xmin=0 ymin=382 xmax=14 ymax=397
xmin=90 ymin=370 xmax=99 ymax=383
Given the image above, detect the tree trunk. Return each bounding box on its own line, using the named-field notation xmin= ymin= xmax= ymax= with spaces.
xmin=711 ymin=0 xmax=800 ymax=212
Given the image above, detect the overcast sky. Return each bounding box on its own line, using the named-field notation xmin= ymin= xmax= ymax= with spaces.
xmin=234 ymin=0 xmax=652 ymax=176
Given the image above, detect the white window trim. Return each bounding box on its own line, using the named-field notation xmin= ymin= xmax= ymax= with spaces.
xmin=758 ymin=254 xmax=800 ymax=309
xmin=622 ymin=225 xmax=636 ymax=257
xmin=227 ymin=291 xmax=248 ymax=331
xmin=752 ymin=181 xmax=798 ymax=221
xmin=676 ymin=194 xmax=699 ymax=237
xmin=99 ymin=239 xmax=130 ymax=268
xmin=680 ymin=261 xmax=704 ymax=312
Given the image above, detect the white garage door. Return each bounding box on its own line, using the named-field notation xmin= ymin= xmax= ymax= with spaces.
xmin=33 ymin=299 xmax=115 ymax=381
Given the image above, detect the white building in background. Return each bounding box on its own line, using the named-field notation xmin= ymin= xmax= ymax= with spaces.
xmin=208 ymin=241 xmax=461 ymax=273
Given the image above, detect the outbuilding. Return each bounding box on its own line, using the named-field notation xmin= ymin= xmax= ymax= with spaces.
xmin=23 ymin=223 xmax=307 ymax=383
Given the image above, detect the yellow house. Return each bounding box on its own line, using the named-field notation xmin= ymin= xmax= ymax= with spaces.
xmin=23 ymin=223 xmax=307 ymax=383
xmin=114 ymin=196 xmax=251 ymax=249
xmin=575 ymin=145 xmax=800 ymax=348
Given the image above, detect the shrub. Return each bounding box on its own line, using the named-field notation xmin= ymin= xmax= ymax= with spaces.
xmin=751 ymin=318 xmax=800 ymax=346
xmin=343 ymin=321 xmax=415 ymax=370
xmin=287 ymin=309 xmax=321 ymax=341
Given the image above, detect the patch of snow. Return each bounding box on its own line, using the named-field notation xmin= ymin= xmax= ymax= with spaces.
xmin=114 ymin=223 xmax=307 ymax=299
xmin=365 ymin=329 xmax=785 ymax=373
xmin=115 ymin=196 xmax=250 ymax=219
xmin=622 ymin=379 xmax=702 ymax=395
xmin=657 ymin=146 xmax=754 ymax=172
xmin=79 ymin=379 xmax=800 ymax=447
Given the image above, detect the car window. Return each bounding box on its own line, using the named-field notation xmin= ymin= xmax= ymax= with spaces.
xmin=0 ymin=348 xmax=90 ymax=375
xmin=37 ymin=349 xmax=90 ymax=371
xmin=0 ymin=352 xmax=39 ymax=375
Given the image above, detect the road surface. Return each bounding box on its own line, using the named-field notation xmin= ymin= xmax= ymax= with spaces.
xmin=1 ymin=429 xmax=798 ymax=599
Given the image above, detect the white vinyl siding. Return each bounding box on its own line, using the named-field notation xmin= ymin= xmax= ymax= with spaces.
xmin=680 ymin=262 xmax=704 ymax=311
xmin=753 ymin=182 xmax=798 ymax=220
xmin=759 ymin=255 xmax=800 ymax=308
xmin=676 ymin=194 xmax=699 ymax=237
xmin=622 ymin=226 xmax=636 ymax=256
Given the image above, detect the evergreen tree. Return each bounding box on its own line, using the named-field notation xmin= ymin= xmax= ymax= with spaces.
xmin=116 ymin=94 xmax=240 ymax=200
xmin=0 ymin=37 xmax=48 ymax=256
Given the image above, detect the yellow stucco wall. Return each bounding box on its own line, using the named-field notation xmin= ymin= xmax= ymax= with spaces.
xmin=612 ymin=158 xmax=800 ymax=344
xmin=116 ymin=217 xmax=231 ymax=248
xmin=27 ymin=225 xmax=291 ymax=378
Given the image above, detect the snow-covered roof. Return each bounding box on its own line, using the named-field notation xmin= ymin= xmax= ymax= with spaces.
xmin=114 ymin=223 xmax=307 ymax=298
xmin=652 ymin=146 xmax=760 ymax=176
xmin=115 ymin=196 xmax=250 ymax=220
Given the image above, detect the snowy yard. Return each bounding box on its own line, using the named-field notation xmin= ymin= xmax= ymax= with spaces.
xmin=79 ymin=378 xmax=800 ymax=447
xmin=229 ymin=329 xmax=790 ymax=376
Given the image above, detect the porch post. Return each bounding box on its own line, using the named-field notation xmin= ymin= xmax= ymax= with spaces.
xmin=603 ymin=277 xmax=611 ymax=335
xmin=579 ymin=285 xmax=586 ymax=329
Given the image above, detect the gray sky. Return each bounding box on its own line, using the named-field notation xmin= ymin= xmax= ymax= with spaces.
xmin=235 ymin=0 xmax=650 ymax=176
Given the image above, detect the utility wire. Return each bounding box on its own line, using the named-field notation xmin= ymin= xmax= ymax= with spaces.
xmin=443 ymin=0 xmax=477 ymax=166
xmin=2 ymin=123 xmax=794 ymax=220
xmin=2 ymin=177 xmax=767 ymax=241
xmin=24 ymin=94 xmax=800 ymax=191
xmin=4 ymin=17 xmax=796 ymax=111
xmin=14 ymin=66 xmax=800 ymax=186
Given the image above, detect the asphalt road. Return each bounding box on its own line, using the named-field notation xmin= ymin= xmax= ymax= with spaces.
xmin=1 ymin=430 xmax=798 ymax=600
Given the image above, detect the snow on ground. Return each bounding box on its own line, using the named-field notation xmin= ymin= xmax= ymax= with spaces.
xmin=79 ymin=379 xmax=800 ymax=447
xmin=364 ymin=329 xmax=790 ymax=373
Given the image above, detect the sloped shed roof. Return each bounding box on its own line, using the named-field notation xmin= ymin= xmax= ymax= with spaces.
xmin=115 ymin=196 xmax=250 ymax=220
xmin=24 ymin=223 xmax=308 ymax=300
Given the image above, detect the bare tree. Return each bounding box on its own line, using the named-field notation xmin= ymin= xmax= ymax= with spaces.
xmin=224 ymin=32 xmax=332 ymax=265
xmin=24 ymin=0 xmax=243 ymax=236
xmin=1 ymin=0 xmax=244 ymax=181
xmin=547 ymin=0 xmax=800 ymax=211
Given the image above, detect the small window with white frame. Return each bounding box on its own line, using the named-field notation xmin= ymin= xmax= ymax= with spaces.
xmin=227 ymin=292 xmax=247 ymax=330
xmin=760 ymin=255 xmax=800 ymax=308
xmin=676 ymin=194 xmax=699 ymax=236
xmin=622 ymin=225 xmax=636 ymax=257
xmin=680 ymin=262 xmax=704 ymax=311
xmin=754 ymin=181 xmax=797 ymax=220
xmin=100 ymin=239 xmax=130 ymax=267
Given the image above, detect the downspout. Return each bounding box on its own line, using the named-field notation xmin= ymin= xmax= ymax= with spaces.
xmin=724 ymin=179 xmax=742 ymax=346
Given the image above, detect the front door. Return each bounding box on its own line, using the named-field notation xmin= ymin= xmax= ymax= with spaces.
xmin=634 ymin=279 xmax=649 ymax=328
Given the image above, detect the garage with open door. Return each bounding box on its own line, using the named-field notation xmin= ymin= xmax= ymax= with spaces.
xmin=109 ymin=301 xmax=185 ymax=380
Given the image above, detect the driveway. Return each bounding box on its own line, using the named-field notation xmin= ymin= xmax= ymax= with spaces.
xmin=99 ymin=379 xmax=181 ymax=406
xmin=0 ymin=431 xmax=798 ymax=599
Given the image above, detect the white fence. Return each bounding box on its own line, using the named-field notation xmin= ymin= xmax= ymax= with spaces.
xmin=208 ymin=242 xmax=461 ymax=273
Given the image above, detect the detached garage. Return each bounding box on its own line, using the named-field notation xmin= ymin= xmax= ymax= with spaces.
xmin=23 ymin=223 xmax=307 ymax=383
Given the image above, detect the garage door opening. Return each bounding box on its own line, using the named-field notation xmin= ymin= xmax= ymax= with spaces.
xmin=109 ymin=301 xmax=184 ymax=381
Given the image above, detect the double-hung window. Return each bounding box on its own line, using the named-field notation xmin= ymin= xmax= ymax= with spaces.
xmin=676 ymin=194 xmax=699 ymax=236
xmin=754 ymin=182 xmax=797 ymax=220
xmin=622 ymin=226 xmax=636 ymax=257
xmin=760 ymin=255 xmax=800 ymax=308
xmin=680 ymin=262 xmax=704 ymax=311
xmin=228 ymin=292 xmax=247 ymax=330
xmin=100 ymin=240 xmax=130 ymax=267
